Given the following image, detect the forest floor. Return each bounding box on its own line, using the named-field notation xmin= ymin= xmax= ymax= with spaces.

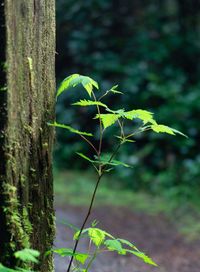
xmin=54 ymin=171 xmax=200 ymax=272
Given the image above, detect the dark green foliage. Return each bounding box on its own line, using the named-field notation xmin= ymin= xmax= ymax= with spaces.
xmin=56 ymin=0 xmax=200 ymax=200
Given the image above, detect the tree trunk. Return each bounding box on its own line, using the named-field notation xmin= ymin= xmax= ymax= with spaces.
xmin=0 ymin=1 xmax=55 ymax=271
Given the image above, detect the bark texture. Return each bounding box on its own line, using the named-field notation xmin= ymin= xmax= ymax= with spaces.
xmin=0 ymin=1 xmax=55 ymax=271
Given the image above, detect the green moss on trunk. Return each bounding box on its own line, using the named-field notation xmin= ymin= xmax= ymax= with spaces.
xmin=0 ymin=1 xmax=55 ymax=271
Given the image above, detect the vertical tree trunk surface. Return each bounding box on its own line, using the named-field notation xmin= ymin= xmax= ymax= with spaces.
xmin=0 ymin=1 xmax=55 ymax=271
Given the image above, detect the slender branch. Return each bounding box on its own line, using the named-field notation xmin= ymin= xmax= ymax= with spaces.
xmin=85 ymin=247 xmax=99 ymax=272
xmin=117 ymin=119 xmax=124 ymax=138
xmin=92 ymin=91 xmax=103 ymax=158
xmin=67 ymin=142 xmax=122 ymax=272
xmin=79 ymin=134 xmax=98 ymax=155
xmin=66 ymin=173 xmax=103 ymax=272
xmin=125 ymin=126 xmax=151 ymax=139
xmin=98 ymin=90 xmax=109 ymax=101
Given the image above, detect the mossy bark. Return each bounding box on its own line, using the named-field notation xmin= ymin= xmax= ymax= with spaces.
xmin=0 ymin=1 xmax=55 ymax=271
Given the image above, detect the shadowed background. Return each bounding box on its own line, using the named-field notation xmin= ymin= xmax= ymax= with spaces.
xmin=54 ymin=1 xmax=200 ymax=271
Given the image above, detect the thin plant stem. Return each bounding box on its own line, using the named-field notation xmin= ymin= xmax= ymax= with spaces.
xmin=66 ymin=173 xmax=103 ymax=272
xmin=66 ymin=143 xmax=122 ymax=272
xmin=79 ymin=135 xmax=98 ymax=155
xmin=117 ymin=119 xmax=124 ymax=138
xmin=92 ymin=91 xmax=103 ymax=158
xmin=85 ymin=247 xmax=99 ymax=272
xmin=125 ymin=126 xmax=151 ymax=139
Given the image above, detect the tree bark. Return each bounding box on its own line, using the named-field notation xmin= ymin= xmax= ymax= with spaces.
xmin=0 ymin=1 xmax=55 ymax=271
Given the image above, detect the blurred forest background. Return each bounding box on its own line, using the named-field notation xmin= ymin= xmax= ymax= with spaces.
xmin=55 ymin=0 xmax=200 ymax=206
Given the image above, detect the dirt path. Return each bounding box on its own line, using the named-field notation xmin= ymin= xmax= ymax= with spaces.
xmin=54 ymin=205 xmax=200 ymax=272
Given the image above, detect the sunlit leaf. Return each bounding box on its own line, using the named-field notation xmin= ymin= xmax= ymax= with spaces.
xmin=88 ymin=228 xmax=105 ymax=246
xmin=124 ymin=109 xmax=156 ymax=124
xmin=95 ymin=114 xmax=119 ymax=129
xmin=117 ymin=239 xmax=138 ymax=250
xmin=72 ymin=99 xmax=107 ymax=108
xmin=151 ymin=124 xmax=175 ymax=135
xmin=53 ymin=248 xmax=89 ymax=264
xmin=126 ymin=250 xmax=158 ymax=266
xmin=14 ymin=249 xmax=40 ymax=264
xmin=170 ymin=128 xmax=188 ymax=138
xmin=57 ymin=74 xmax=99 ymax=97
xmin=104 ymin=239 xmax=125 ymax=254
xmin=48 ymin=122 xmax=93 ymax=137
xmin=110 ymin=85 xmax=123 ymax=94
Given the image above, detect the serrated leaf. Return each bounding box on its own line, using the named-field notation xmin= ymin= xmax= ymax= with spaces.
xmin=73 ymin=228 xmax=89 ymax=240
xmin=75 ymin=253 xmax=89 ymax=265
xmin=124 ymin=109 xmax=156 ymax=124
xmin=110 ymin=85 xmax=123 ymax=94
xmin=88 ymin=228 xmax=105 ymax=246
xmin=151 ymin=124 xmax=175 ymax=135
xmin=48 ymin=122 xmax=93 ymax=137
xmin=14 ymin=249 xmax=40 ymax=264
xmin=94 ymin=154 xmax=131 ymax=168
xmin=95 ymin=114 xmax=119 ymax=129
xmin=111 ymin=159 xmax=131 ymax=168
xmin=117 ymin=239 xmax=138 ymax=250
xmin=104 ymin=239 xmax=125 ymax=254
xmin=53 ymin=248 xmax=89 ymax=264
xmin=74 ymin=227 xmax=115 ymax=241
xmin=170 ymin=128 xmax=188 ymax=138
xmin=151 ymin=124 xmax=187 ymax=137
xmin=57 ymin=74 xmax=99 ymax=97
xmin=126 ymin=250 xmax=158 ymax=266
xmin=72 ymin=99 xmax=107 ymax=108
xmin=115 ymin=136 xmax=135 ymax=143
xmin=91 ymin=220 xmax=99 ymax=227
xmin=76 ymin=152 xmax=94 ymax=163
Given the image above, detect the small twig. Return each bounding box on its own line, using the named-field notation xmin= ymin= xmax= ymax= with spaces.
xmin=79 ymin=135 xmax=98 ymax=155
xmin=66 ymin=173 xmax=103 ymax=272
xmin=85 ymin=247 xmax=99 ymax=271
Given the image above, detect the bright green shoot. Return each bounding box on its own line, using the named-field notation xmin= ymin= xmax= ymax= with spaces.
xmin=50 ymin=73 xmax=186 ymax=272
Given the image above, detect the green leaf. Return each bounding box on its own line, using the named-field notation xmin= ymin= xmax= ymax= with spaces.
xmin=117 ymin=239 xmax=138 ymax=250
xmin=104 ymin=239 xmax=125 ymax=254
xmin=151 ymin=124 xmax=187 ymax=137
xmin=76 ymin=152 xmax=94 ymax=163
xmin=124 ymin=109 xmax=156 ymax=124
xmin=48 ymin=122 xmax=93 ymax=137
xmin=91 ymin=219 xmax=99 ymax=227
xmin=74 ymin=227 xmax=115 ymax=241
xmin=15 ymin=269 xmax=34 ymax=272
xmin=75 ymin=253 xmax=89 ymax=265
xmin=94 ymin=154 xmax=131 ymax=168
xmin=0 ymin=264 xmax=17 ymax=272
xmin=151 ymin=124 xmax=175 ymax=135
xmin=88 ymin=228 xmax=106 ymax=247
xmin=169 ymin=128 xmax=188 ymax=138
xmin=14 ymin=249 xmax=40 ymax=264
xmin=53 ymin=248 xmax=89 ymax=264
xmin=72 ymin=99 xmax=107 ymax=108
xmin=115 ymin=136 xmax=136 ymax=144
xmin=110 ymin=85 xmax=123 ymax=94
xmin=126 ymin=250 xmax=158 ymax=266
xmin=111 ymin=159 xmax=131 ymax=168
xmin=95 ymin=114 xmax=119 ymax=129
xmin=57 ymin=74 xmax=99 ymax=97
xmin=73 ymin=228 xmax=89 ymax=240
